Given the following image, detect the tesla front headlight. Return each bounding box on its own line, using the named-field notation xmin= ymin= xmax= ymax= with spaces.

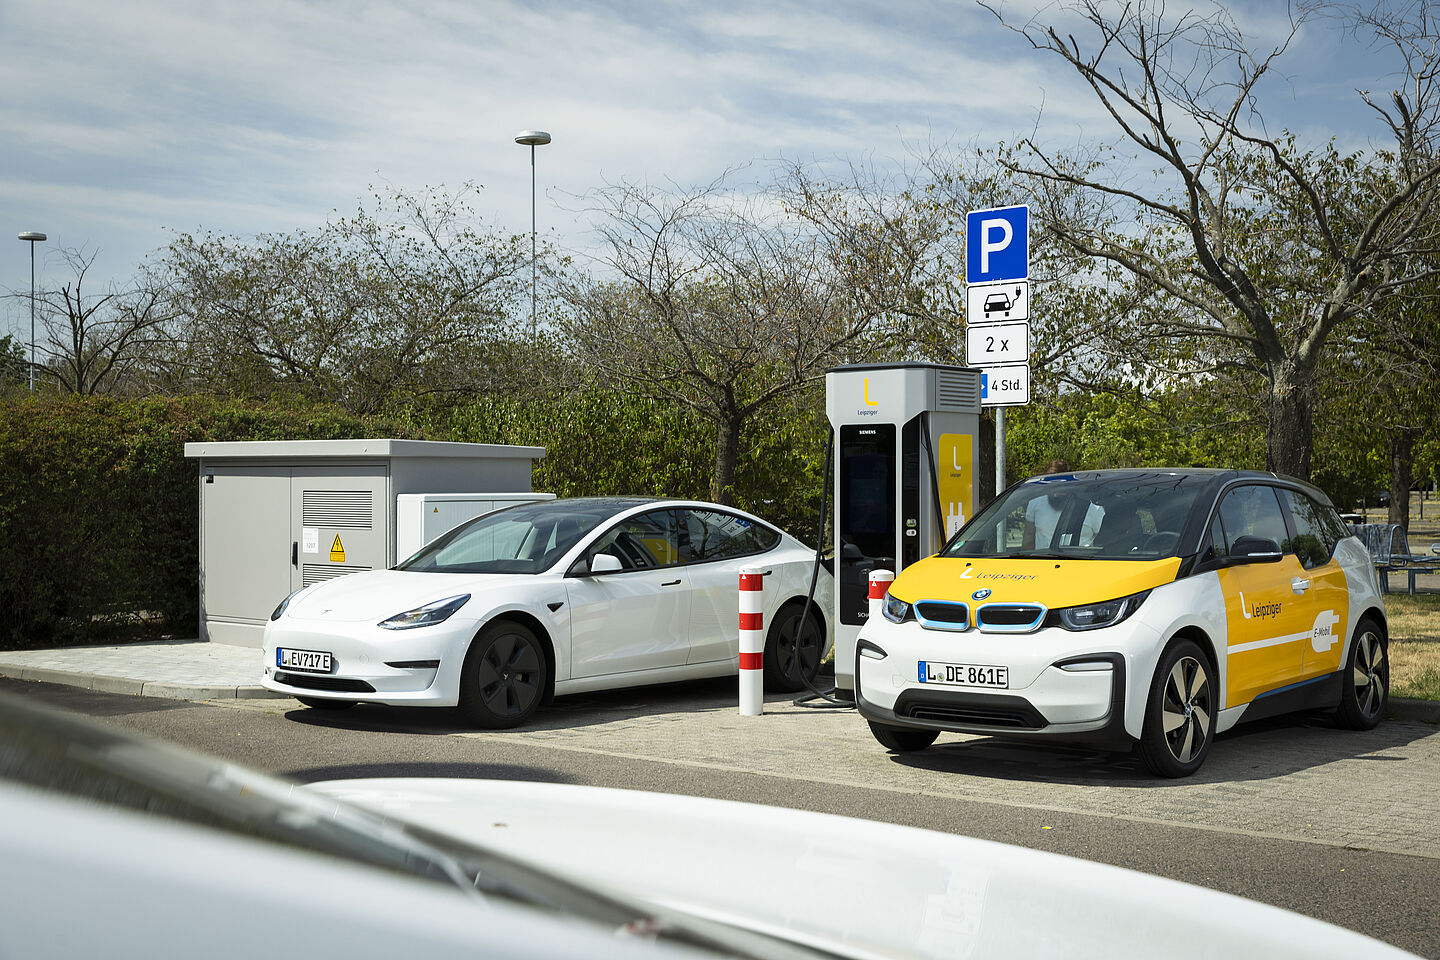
xmin=270 ymin=590 xmax=302 ymax=621
xmin=379 ymin=594 xmax=471 ymax=631
xmin=1056 ymin=590 xmax=1151 ymax=631
xmin=882 ymin=592 xmax=913 ymax=624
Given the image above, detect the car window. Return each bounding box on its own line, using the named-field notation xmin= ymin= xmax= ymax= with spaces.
xmin=683 ymin=509 xmax=781 ymax=563
xmin=1215 ymin=485 xmax=1289 ymax=557
xmin=1319 ymin=502 xmax=1355 ymax=544
xmin=1278 ymin=489 xmax=1336 ymax=570
xmin=944 ymin=473 xmax=1199 ymax=560
xmin=586 ymin=510 xmax=683 ymax=571
xmin=399 ymin=500 xmax=630 ymax=574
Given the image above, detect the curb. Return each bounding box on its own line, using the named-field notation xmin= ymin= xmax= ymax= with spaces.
xmin=0 ymin=665 xmax=286 ymax=702
xmin=1388 ymin=697 xmax=1440 ymax=724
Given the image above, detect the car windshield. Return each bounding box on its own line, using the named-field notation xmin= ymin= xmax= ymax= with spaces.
xmin=397 ymin=500 xmax=638 ymax=575
xmin=943 ymin=473 xmax=1202 ymax=561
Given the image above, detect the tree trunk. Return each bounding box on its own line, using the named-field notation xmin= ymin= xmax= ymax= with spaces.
xmin=1389 ymin=428 xmax=1416 ymax=529
xmin=1265 ymin=362 xmax=1315 ymax=481
xmin=711 ymin=413 xmax=742 ymax=505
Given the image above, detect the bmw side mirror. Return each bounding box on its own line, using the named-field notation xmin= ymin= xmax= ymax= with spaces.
xmin=1232 ymin=536 xmax=1283 ymax=564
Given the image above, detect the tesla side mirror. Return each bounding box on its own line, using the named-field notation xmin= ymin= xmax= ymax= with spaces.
xmin=840 ymin=543 xmax=864 ymax=560
xmin=588 ymin=553 xmax=623 ymax=574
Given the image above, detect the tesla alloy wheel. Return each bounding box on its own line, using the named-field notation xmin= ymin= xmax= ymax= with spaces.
xmin=1336 ymin=617 xmax=1388 ymax=730
xmin=459 ymin=620 xmax=548 ymax=729
xmin=1139 ymin=640 xmax=1215 ymax=778
xmin=764 ymin=602 xmax=825 ymax=693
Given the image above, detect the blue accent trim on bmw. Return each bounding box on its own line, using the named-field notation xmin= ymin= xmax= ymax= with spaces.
xmin=1252 ymin=671 xmax=1337 ymax=701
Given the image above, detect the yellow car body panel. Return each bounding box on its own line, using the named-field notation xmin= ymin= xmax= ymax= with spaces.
xmin=887 ymin=556 xmax=1183 ymax=609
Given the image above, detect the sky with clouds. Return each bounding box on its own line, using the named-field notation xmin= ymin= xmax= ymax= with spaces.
xmin=0 ymin=0 xmax=1416 ymax=342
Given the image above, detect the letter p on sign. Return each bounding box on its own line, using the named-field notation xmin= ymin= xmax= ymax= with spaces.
xmin=966 ymin=205 xmax=1029 ymax=283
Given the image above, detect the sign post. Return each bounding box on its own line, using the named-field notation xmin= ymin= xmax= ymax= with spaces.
xmin=965 ymin=205 xmax=1030 ymax=496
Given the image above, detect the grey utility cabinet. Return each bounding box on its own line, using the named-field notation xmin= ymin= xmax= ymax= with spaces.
xmin=185 ymin=439 xmax=546 ymax=647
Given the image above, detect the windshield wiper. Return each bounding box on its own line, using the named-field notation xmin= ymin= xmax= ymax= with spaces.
xmin=1005 ymin=551 xmax=1072 ymax=560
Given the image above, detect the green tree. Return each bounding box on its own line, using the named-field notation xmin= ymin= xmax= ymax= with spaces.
xmin=0 ymin=335 xmax=24 ymax=390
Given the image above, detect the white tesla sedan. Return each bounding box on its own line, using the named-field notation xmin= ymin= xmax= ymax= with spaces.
xmin=262 ymin=497 xmax=831 ymax=726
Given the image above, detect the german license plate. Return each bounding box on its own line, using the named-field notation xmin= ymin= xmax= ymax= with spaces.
xmin=277 ymin=648 xmax=332 ymax=674
xmin=918 ymin=660 xmax=1008 ymax=688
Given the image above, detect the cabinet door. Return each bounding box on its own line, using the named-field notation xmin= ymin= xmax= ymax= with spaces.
xmin=290 ymin=467 xmax=388 ymax=592
xmin=203 ymin=467 xmax=291 ymax=624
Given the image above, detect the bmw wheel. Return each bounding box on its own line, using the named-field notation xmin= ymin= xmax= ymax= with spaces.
xmin=458 ymin=620 xmax=548 ymax=729
xmin=764 ymin=602 xmax=825 ymax=693
xmin=1336 ymin=617 xmax=1388 ymax=730
xmin=1139 ymin=639 xmax=1215 ymax=778
xmin=869 ymin=721 xmax=939 ymax=753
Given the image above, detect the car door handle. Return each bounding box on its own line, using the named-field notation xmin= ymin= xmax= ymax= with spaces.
xmin=661 ymin=579 xmax=681 ymax=587
xmin=1291 ymin=577 xmax=1311 ymax=593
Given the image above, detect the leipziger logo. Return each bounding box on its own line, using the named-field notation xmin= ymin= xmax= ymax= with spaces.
xmin=1239 ymin=592 xmax=1282 ymax=621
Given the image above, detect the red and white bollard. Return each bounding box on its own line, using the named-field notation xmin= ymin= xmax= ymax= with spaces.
xmin=868 ymin=569 xmax=895 ymax=625
xmin=739 ymin=566 xmax=766 ymax=716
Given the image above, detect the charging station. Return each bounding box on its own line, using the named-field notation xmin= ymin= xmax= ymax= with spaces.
xmin=825 ymin=363 xmax=983 ymax=698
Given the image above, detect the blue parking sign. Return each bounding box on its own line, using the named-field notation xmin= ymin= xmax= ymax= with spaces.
xmin=966 ymin=205 xmax=1029 ymax=283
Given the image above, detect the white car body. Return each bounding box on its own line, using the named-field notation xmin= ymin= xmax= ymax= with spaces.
xmin=313 ymin=777 xmax=1416 ymax=960
xmin=262 ymin=498 xmax=831 ymax=714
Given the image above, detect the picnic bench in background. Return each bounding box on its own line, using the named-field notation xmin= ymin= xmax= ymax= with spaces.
xmin=1352 ymin=523 xmax=1440 ymax=595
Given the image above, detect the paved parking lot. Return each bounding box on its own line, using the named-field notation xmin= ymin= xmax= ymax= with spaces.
xmin=466 ymin=683 xmax=1440 ymax=861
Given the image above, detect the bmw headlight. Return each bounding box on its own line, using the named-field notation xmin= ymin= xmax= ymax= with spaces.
xmin=1056 ymin=590 xmax=1151 ymax=631
xmin=379 ymin=594 xmax=471 ymax=631
xmin=882 ymin=591 xmax=913 ymax=624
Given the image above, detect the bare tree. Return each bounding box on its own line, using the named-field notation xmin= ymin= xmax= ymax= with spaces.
xmin=163 ymin=185 xmax=529 ymax=412
xmin=986 ymin=0 xmax=1440 ymax=479
xmin=560 ymin=173 xmax=901 ymax=503
xmin=19 ymin=249 xmax=178 ymax=395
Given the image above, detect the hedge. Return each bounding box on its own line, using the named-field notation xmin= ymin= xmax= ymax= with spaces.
xmin=0 ymin=395 xmax=410 ymax=649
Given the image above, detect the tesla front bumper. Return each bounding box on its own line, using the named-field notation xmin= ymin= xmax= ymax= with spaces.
xmin=261 ymin=618 xmax=477 ymax=706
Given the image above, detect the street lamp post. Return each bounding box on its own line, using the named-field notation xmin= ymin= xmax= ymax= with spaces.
xmin=514 ymin=130 xmax=551 ymax=333
xmin=17 ymin=231 xmax=46 ymax=392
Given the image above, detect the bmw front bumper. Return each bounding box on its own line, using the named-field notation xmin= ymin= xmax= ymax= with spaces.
xmin=853 ymin=621 xmax=1136 ymax=750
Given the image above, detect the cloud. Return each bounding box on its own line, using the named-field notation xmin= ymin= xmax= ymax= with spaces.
xmin=0 ymin=0 xmax=1414 ymax=339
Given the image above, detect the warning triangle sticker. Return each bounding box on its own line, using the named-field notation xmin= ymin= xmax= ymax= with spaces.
xmin=329 ymin=535 xmax=346 ymax=563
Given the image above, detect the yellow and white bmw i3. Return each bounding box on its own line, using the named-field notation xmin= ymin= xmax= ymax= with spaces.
xmin=855 ymin=469 xmax=1389 ymax=777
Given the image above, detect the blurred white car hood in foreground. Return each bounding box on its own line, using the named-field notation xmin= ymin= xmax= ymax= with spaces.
xmin=312 ymin=778 xmax=1415 ymax=960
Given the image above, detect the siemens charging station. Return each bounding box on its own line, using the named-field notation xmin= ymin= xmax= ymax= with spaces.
xmin=825 ymin=363 xmax=983 ymax=699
